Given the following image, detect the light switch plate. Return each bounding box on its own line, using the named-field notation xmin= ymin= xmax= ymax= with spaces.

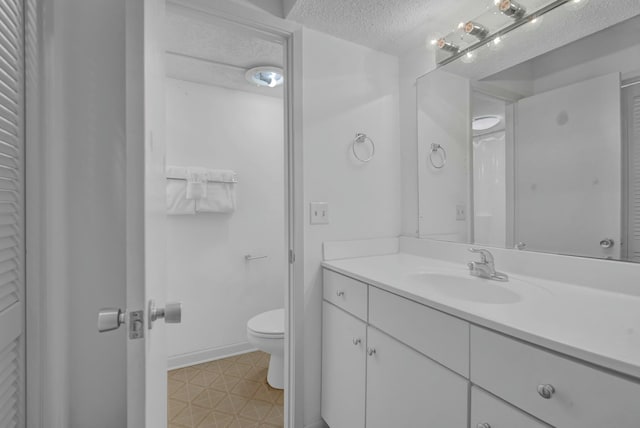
xmin=456 ymin=204 xmax=466 ymax=221
xmin=310 ymin=202 xmax=329 ymax=225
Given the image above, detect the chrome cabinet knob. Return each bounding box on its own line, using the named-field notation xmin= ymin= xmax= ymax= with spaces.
xmin=367 ymin=347 xmax=376 ymax=356
xmin=477 ymin=423 xmax=491 ymax=428
xmin=600 ymin=238 xmax=615 ymax=249
xmin=97 ymin=308 xmax=125 ymax=332
xmin=336 ymin=290 xmax=345 ymax=297
xmin=148 ymin=300 xmax=182 ymax=329
xmin=352 ymin=338 xmax=361 ymax=345
xmin=537 ymin=384 xmax=555 ymax=399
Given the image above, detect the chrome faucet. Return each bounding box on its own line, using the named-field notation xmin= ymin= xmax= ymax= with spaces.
xmin=467 ymin=248 xmax=508 ymax=281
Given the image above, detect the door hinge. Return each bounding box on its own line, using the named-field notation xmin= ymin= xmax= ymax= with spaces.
xmin=129 ymin=310 xmax=144 ymax=339
xmin=289 ymin=249 xmax=296 ymax=264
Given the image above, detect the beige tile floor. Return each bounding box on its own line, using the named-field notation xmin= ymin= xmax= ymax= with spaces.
xmin=168 ymin=351 xmax=284 ymax=428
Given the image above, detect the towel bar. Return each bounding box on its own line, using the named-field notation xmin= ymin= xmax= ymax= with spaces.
xmin=165 ymin=176 xmax=238 ymax=184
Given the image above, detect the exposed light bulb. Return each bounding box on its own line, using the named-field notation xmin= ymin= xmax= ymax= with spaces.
xmin=430 ymin=39 xmax=438 ymax=45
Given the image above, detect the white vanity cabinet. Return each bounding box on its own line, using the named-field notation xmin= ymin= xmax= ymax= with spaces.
xmin=321 ymin=269 xmax=469 ymax=428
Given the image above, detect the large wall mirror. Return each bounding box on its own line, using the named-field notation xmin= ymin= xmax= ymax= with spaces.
xmin=417 ymin=1 xmax=640 ymax=262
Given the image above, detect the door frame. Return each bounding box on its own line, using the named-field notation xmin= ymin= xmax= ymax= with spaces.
xmin=148 ymin=1 xmax=304 ymax=426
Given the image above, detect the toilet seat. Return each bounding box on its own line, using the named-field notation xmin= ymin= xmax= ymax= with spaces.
xmin=247 ymin=308 xmax=284 ymax=339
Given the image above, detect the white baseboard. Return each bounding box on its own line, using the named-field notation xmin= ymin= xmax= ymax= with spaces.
xmin=304 ymin=420 xmax=329 ymax=428
xmin=168 ymin=342 xmax=256 ymax=370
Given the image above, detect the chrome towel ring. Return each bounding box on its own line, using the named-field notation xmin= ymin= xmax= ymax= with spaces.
xmin=429 ymin=143 xmax=447 ymax=169
xmin=352 ymin=133 xmax=375 ymax=163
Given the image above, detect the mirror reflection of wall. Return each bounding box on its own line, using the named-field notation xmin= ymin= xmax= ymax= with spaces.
xmin=417 ymin=11 xmax=640 ymax=262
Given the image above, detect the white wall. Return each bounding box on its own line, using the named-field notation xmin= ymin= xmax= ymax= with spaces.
xmin=302 ymin=28 xmax=401 ymax=426
xmin=164 ymin=78 xmax=286 ymax=365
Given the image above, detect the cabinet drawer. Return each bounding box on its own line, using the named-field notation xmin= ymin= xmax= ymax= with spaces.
xmin=471 ymin=326 xmax=640 ymax=428
xmin=323 ymin=269 xmax=367 ymax=321
xmin=471 ymin=387 xmax=550 ymax=428
xmin=369 ymin=286 xmax=469 ymax=376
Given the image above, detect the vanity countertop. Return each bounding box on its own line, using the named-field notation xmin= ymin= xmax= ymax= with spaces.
xmin=322 ymin=252 xmax=640 ymax=380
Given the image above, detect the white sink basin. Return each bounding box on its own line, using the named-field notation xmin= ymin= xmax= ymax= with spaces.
xmin=408 ymin=272 xmax=522 ymax=304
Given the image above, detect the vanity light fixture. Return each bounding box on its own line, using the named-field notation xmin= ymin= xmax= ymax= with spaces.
xmin=499 ymin=0 xmax=526 ymax=19
xmin=437 ymin=38 xmax=460 ymax=54
xmin=245 ymin=66 xmax=284 ymax=88
xmin=464 ymin=21 xmax=489 ymax=40
xmin=472 ymin=116 xmax=501 ymax=131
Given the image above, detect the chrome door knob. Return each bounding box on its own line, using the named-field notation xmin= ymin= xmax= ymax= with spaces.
xmin=477 ymin=423 xmax=491 ymax=428
xmin=352 ymin=338 xmax=361 ymax=345
xmin=336 ymin=290 xmax=345 ymax=297
xmin=537 ymin=384 xmax=555 ymax=399
xmin=367 ymin=347 xmax=376 ymax=356
xmin=600 ymin=238 xmax=615 ymax=249
xmin=97 ymin=308 xmax=125 ymax=332
xmin=148 ymin=300 xmax=182 ymax=329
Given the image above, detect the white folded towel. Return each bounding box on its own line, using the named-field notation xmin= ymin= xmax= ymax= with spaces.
xmin=166 ymin=166 xmax=237 ymax=214
xmin=196 ymin=181 xmax=237 ymax=213
xmin=186 ymin=167 xmax=209 ymax=200
xmin=166 ymin=171 xmax=195 ymax=215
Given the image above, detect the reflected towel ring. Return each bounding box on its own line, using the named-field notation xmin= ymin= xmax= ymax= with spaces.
xmin=352 ymin=133 xmax=375 ymax=163
xmin=429 ymin=143 xmax=447 ymax=169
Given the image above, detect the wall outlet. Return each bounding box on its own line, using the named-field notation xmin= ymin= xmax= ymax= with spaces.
xmin=310 ymin=202 xmax=329 ymax=225
xmin=456 ymin=204 xmax=466 ymax=221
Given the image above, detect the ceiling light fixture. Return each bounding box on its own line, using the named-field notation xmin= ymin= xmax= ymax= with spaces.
xmin=472 ymin=116 xmax=501 ymax=131
xmin=245 ymin=66 xmax=284 ymax=88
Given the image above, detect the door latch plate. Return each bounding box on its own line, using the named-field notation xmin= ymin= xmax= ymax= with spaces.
xmin=129 ymin=310 xmax=144 ymax=339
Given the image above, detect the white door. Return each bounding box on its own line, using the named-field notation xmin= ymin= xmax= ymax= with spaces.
xmin=124 ymin=0 xmax=171 ymax=426
xmin=0 ymin=0 xmax=25 ymax=426
xmin=365 ymin=327 xmax=468 ymax=428
xmin=515 ymin=73 xmax=622 ymax=259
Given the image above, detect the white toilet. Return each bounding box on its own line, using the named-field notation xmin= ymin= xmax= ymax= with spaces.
xmin=246 ymin=308 xmax=285 ymax=389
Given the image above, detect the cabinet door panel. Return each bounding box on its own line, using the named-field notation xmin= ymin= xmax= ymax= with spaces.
xmin=322 ymin=302 xmax=366 ymax=428
xmin=366 ymin=327 xmax=468 ymax=428
xmin=471 ymin=387 xmax=550 ymax=428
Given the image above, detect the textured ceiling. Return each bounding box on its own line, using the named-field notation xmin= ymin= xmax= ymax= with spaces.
xmin=165 ymin=7 xmax=284 ymax=96
xmin=287 ymin=0 xmax=495 ymax=54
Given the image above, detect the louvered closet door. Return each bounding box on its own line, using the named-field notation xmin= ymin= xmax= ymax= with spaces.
xmin=626 ymin=83 xmax=640 ymax=262
xmin=0 ymin=0 xmax=24 ymax=427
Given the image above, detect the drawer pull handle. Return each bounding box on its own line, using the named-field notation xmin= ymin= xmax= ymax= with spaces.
xmin=336 ymin=290 xmax=345 ymax=297
xmin=367 ymin=347 xmax=376 ymax=356
xmin=537 ymin=384 xmax=555 ymax=399
xmin=352 ymin=338 xmax=361 ymax=345
xmin=477 ymin=424 xmax=491 ymax=428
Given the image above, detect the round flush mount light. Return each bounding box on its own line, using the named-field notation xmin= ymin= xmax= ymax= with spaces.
xmin=245 ymin=66 xmax=284 ymax=88
xmin=472 ymin=115 xmax=501 ymax=131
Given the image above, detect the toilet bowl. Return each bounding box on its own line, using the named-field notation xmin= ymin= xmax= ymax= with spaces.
xmin=246 ymin=308 xmax=284 ymax=389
